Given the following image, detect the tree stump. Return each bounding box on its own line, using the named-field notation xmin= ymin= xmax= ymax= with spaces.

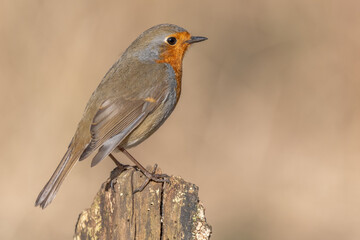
xmin=74 ymin=167 xmax=212 ymax=240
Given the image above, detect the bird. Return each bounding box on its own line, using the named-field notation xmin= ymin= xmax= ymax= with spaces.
xmin=35 ymin=24 xmax=207 ymax=209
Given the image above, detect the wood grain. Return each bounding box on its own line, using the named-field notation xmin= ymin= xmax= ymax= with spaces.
xmin=74 ymin=167 xmax=211 ymax=240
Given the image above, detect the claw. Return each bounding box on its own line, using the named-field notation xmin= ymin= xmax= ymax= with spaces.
xmin=133 ymin=164 xmax=169 ymax=194
xmin=105 ymin=165 xmax=132 ymax=191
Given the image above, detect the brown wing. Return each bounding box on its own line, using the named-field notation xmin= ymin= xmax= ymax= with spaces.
xmin=79 ymin=93 xmax=164 ymax=166
xmin=78 ymin=62 xmax=172 ymax=166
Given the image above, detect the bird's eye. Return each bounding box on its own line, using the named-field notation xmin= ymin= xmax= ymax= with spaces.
xmin=166 ymin=37 xmax=177 ymax=45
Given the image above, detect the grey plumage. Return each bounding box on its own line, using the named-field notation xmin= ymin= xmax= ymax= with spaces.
xmin=35 ymin=23 xmax=206 ymax=208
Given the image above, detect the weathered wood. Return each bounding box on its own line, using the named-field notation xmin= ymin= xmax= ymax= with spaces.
xmin=74 ymin=167 xmax=212 ymax=240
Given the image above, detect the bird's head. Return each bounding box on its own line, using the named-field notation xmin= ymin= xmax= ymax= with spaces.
xmin=125 ymin=24 xmax=207 ymax=67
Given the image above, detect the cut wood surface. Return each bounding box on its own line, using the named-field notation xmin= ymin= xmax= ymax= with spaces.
xmin=74 ymin=167 xmax=212 ymax=240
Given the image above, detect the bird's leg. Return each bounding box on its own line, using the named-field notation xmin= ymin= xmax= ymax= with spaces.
xmin=109 ymin=153 xmax=129 ymax=169
xmin=118 ymin=147 xmax=169 ymax=192
xmin=106 ymin=153 xmax=132 ymax=191
xmin=132 ymin=164 xmax=158 ymax=194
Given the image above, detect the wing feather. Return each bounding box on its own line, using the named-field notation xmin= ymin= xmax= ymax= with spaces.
xmin=79 ymin=90 xmax=165 ymax=163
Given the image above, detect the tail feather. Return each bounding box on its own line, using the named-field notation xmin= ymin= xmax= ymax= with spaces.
xmin=35 ymin=144 xmax=79 ymax=209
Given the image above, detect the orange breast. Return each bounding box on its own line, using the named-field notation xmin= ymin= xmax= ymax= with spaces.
xmin=156 ymin=32 xmax=191 ymax=102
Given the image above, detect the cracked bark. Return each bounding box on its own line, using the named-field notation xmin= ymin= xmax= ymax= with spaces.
xmin=74 ymin=167 xmax=212 ymax=240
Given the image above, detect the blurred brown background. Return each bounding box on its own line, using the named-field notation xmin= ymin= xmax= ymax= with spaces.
xmin=1 ymin=0 xmax=360 ymax=239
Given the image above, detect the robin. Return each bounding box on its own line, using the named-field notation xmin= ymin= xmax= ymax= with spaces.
xmin=35 ymin=24 xmax=207 ymax=208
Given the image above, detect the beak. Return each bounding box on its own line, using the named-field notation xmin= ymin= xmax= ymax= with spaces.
xmin=186 ymin=36 xmax=208 ymax=44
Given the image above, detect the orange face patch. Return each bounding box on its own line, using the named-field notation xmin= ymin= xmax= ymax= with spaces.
xmin=156 ymin=32 xmax=192 ymax=101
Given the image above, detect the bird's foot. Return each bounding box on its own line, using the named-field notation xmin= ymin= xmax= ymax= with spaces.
xmin=106 ymin=163 xmax=132 ymax=191
xmin=133 ymin=164 xmax=170 ymax=194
